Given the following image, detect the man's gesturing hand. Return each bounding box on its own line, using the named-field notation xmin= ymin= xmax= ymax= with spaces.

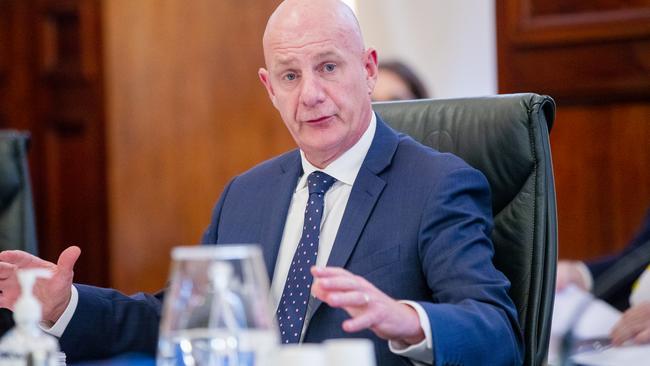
xmin=0 ymin=246 xmax=81 ymax=325
xmin=311 ymin=266 xmax=425 ymax=345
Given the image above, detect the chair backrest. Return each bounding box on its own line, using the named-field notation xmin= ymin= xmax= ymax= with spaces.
xmin=374 ymin=93 xmax=557 ymax=366
xmin=0 ymin=130 xmax=37 ymax=254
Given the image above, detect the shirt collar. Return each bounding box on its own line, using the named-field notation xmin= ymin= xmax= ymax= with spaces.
xmin=297 ymin=112 xmax=377 ymax=191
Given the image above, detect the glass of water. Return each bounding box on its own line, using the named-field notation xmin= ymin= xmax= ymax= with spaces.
xmin=157 ymin=245 xmax=278 ymax=366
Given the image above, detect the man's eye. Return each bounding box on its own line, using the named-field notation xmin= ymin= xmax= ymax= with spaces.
xmin=284 ymin=73 xmax=297 ymax=81
xmin=323 ymin=63 xmax=336 ymax=72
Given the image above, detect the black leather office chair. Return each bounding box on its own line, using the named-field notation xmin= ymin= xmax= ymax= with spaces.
xmin=0 ymin=130 xmax=37 ymax=254
xmin=374 ymin=93 xmax=557 ymax=366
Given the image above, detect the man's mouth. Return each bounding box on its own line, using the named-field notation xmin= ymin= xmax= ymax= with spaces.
xmin=305 ymin=115 xmax=333 ymax=124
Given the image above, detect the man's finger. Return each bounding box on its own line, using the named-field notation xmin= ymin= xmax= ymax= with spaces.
xmin=57 ymin=246 xmax=81 ymax=272
xmin=0 ymin=262 xmax=17 ymax=280
xmin=315 ymin=276 xmax=360 ymax=291
xmin=0 ymin=250 xmax=49 ymax=268
xmin=0 ymin=279 xmax=21 ymax=309
xmin=342 ymin=311 xmax=377 ymax=333
xmin=635 ymin=328 xmax=650 ymax=345
xmin=325 ymin=291 xmax=370 ymax=308
xmin=311 ymin=266 xmax=353 ymax=278
xmin=611 ymin=321 xmax=639 ymax=345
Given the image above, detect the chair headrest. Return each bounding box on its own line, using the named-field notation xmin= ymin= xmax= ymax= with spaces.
xmin=373 ymin=93 xmax=555 ymax=215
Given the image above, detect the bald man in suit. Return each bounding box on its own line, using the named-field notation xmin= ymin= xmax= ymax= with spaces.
xmin=0 ymin=1 xmax=522 ymax=364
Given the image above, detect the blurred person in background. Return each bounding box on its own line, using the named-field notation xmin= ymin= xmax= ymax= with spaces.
xmin=557 ymin=207 xmax=650 ymax=345
xmin=371 ymin=60 xmax=429 ymax=102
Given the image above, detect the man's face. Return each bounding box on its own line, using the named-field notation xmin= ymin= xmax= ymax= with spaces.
xmin=259 ymin=16 xmax=377 ymax=167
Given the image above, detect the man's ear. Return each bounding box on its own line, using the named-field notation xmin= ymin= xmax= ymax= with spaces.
xmin=258 ymin=67 xmax=278 ymax=107
xmin=364 ymin=48 xmax=379 ymax=94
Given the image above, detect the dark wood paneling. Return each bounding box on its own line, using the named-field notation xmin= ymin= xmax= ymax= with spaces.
xmin=39 ymin=5 xmax=83 ymax=78
xmin=36 ymin=0 xmax=98 ymax=83
xmin=501 ymin=40 xmax=650 ymax=104
xmin=497 ymin=0 xmax=650 ymax=261
xmin=41 ymin=112 xmax=107 ymax=285
xmin=34 ymin=0 xmax=108 ymax=286
xmin=507 ymin=0 xmax=650 ymax=46
xmin=0 ymin=1 xmax=8 ymax=82
xmin=0 ymin=1 xmax=11 ymax=129
xmin=551 ymin=104 xmax=650 ymax=260
xmin=530 ymin=0 xmax=650 ymax=17
xmin=498 ymin=0 xmax=650 ymax=105
xmin=1 ymin=0 xmax=108 ymax=286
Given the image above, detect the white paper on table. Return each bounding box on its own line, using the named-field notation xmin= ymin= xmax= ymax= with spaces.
xmin=551 ymin=285 xmax=622 ymax=339
xmin=571 ymin=344 xmax=650 ymax=366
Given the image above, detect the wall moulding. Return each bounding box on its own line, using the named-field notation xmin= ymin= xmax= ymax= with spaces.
xmin=505 ymin=0 xmax=650 ymax=48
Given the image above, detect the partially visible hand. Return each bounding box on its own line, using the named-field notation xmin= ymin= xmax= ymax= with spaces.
xmin=0 ymin=246 xmax=81 ymax=324
xmin=311 ymin=266 xmax=425 ymax=345
xmin=611 ymin=302 xmax=650 ymax=346
xmin=556 ymin=260 xmax=589 ymax=292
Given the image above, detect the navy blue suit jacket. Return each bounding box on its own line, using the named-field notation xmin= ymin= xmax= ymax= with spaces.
xmin=60 ymin=118 xmax=523 ymax=366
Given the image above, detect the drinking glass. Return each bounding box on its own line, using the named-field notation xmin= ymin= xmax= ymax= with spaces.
xmin=157 ymin=245 xmax=278 ymax=366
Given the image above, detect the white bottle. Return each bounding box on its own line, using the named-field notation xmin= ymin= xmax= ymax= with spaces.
xmin=0 ymin=269 xmax=61 ymax=366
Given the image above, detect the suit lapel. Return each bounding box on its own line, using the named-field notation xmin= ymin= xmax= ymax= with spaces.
xmin=308 ymin=117 xmax=400 ymax=319
xmin=325 ymin=169 xmax=386 ymax=268
xmin=260 ymin=151 xmax=302 ymax=281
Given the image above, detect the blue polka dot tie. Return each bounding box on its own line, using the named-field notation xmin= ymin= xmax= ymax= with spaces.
xmin=277 ymin=171 xmax=336 ymax=344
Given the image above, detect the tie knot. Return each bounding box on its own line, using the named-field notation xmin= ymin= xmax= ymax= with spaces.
xmin=307 ymin=171 xmax=336 ymax=195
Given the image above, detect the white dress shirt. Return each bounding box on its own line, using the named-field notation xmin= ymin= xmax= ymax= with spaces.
xmin=41 ymin=284 xmax=78 ymax=337
xmin=47 ymin=113 xmax=433 ymax=364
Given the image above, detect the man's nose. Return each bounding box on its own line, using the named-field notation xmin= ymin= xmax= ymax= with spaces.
xmin=299 ymin=73 xmax=326 ymax=107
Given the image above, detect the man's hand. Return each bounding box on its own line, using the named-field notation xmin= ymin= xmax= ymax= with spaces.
xmin=311 ymin=266 xmax=425 ymax=345
xmin=556 ymin=260 xmax=590 ymax=292
xmin=0 ymin=246 xmax=81 ymax=325
xmin=611 ymin=302 xmax=650 ymax=346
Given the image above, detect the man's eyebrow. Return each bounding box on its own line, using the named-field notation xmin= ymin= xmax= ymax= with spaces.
xmin=273 ymin=57 xmax=296 ymax=67
xmin=271 ymin=51 xmax=341 ymax=69
xmin=313 ymin=51 xmax=341 ymax=60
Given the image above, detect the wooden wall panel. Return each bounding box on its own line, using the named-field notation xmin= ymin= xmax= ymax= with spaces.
xmin=33 ymin=0 xmax=108 ymax=286
xmin=0 ymin=0 xmax=40 ymax=220
xmin=531 ymin=1 xmax=650 ymax=16
xmin=551 ymin=104 xmax=650 ymax=260
xmin=1 ymin=0 xmax=108 ymax=286
xmin=501 ymin=40 xmax=649 ymax=104
xmin=498 ymin=0 xmax=650 ymax=104
xmin=0 ymin=1 xmax=8 ymax=129
xmin=0 ymin=1 xmax=7 ymax=83
xmin=36 ymin=0 xmax=99 ymax=82
xmin=497 ymin=0 xmax=650 ymax=261
xmin=104 ymin=0 xmax=290 ymax=294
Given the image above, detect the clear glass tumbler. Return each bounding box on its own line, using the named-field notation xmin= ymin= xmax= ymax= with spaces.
xmin=157 ymin=245 xmax=278 ymax=366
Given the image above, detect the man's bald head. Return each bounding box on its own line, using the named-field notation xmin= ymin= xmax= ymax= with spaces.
xmin=257 ymin=0 xmax=378 ymax=168
xmin=262 ymin=0 xmax=365 ymax=65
